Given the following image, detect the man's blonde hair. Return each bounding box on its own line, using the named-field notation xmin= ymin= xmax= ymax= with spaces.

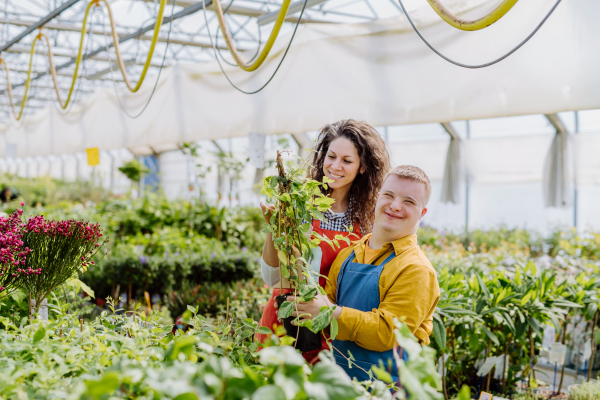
xmin=384 ymin=165 xmax=431 ymax=206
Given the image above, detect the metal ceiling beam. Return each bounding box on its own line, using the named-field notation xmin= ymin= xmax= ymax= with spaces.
xmin=1 ymin=0 xmax=215 ymax=94
xmin=545 ymin=113 xmax=569 ymax=134
xmin=3 ymin=45 xmax=166 ymax=67
xmin=0 ymin=17 xmax=237 ymax=48
xmin=441 ymin=122 xmax=459 ymax=140
xmin=257 ymin=0 xmax=328 ymax=25
xmin=0 ymin=0 xmax=81 ymax=53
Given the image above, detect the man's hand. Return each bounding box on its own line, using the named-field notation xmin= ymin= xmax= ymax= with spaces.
xmin=284 ymin=294 xmax=343 ymax=323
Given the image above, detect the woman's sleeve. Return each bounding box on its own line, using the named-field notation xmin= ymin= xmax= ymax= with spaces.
xmin=261 ymin=257 xmax=280 ymax=286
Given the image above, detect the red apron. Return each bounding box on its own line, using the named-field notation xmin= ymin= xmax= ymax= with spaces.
xmin=256 ymin=218 xmax=361 ymax=363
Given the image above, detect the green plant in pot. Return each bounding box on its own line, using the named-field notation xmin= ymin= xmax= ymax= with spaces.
xmin=261 ymin=151 xmax=340 ymax=352
xmin=0 ymin=206 xmax=32 ymax=299
xmin=16 ymin=214 xmax=107 ymax=318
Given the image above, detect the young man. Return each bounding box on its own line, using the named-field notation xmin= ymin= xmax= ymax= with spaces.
xmin=289 ymin=165 xmax=440 ymax=381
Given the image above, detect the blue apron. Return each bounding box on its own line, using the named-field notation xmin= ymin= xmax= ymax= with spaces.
xmin=332 ymin=250 xmax=408 ymax=382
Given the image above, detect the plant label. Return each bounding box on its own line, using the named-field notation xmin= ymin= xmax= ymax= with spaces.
xmin=582 ymin=339 xmax=592 ymax=362
xmin=493 ymin=355 xmax=508 ymax=380
xmin=476 ymin=356 xmax=499 ymax=377
xmin=549 ymin=343 xmax=567 ymax=365
xmin=479 ymin=392 xmax=493 ymax=400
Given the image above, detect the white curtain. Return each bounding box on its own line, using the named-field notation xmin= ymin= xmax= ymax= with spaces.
xmin=441 ymin=138 xmax=461 ymax=204
xmin=543 ymin=131 xmax=572 ymax=208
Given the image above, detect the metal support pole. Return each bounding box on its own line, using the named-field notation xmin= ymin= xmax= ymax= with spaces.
xmin=0 ymin=0 xmax=81 ymax=53
xmin=574 ymin=111 xmax=579 ymax=228
xmin=465 ymin=120 xmax=470 ymax=233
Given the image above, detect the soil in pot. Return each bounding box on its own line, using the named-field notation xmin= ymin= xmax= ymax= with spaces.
xmin=276 ymin=293 xmax=322 ymax=353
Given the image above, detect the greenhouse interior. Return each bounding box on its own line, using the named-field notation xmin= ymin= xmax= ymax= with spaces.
xmin=0 ymin=0 xmax=599 ymax=398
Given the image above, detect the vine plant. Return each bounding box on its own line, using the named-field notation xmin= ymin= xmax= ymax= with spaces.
xmin=261 ymin=151 xmax=343 ymax=347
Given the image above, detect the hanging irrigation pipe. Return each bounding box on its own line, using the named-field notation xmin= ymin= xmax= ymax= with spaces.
xmin=202 ymin=0 xmax=307 ymax=94
xmin=215 ymin=0 xmax=263 ymax=67
xmin=0 ymin=0 xmax=168 ymax=120
xmin=425 ymin=0 xmax=519 ymax=31
xmin=102 ymin=0 xmax=176 ymax=119
xmin=397 ymin=0 xmax=562 ymax=69
xmin=211 ymin=0 xmax=291 ymax=71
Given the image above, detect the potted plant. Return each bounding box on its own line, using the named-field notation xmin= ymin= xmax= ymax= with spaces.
xmin=0 ymin=206 xmax=31 ymax=299
xmin=16 ymin=214 xmax=107 ymax=319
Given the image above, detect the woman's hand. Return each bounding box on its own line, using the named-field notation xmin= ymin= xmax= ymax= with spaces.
xmin=260 ymin=202 xmax=276 ymax=224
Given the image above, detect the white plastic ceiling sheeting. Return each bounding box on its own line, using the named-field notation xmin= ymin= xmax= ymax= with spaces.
xmin=0 ymin=0 xmax=599 ymax=158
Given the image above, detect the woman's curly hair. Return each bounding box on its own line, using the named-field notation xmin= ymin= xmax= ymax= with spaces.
xmin=308 ymin=119 xmax=391 ymax=233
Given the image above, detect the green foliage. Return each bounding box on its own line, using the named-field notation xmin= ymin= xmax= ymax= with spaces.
xmin=118 ymin=159 xmax=151 ymax=183
xmin=164 ymin=278 xmax=270 ymax=321
xmin=81 ymin=249 xmax=258 ymax=304
xmin=0 ymin=173 xmax=111 ymax=207
xmin=0 ymin=291 xmax=439 ymax=400
xmin=570 ymin=380 xmax=600 ymax=400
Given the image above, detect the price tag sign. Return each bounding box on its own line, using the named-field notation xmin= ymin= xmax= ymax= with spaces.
xmin=86 ymin=147 xmax=100 ymax=166
xmin=479 ymin=392 xmax=493 ymax=400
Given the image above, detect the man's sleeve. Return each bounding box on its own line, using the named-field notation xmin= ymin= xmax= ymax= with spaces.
xmin=335 ymin=264 xmax=440 ymax=352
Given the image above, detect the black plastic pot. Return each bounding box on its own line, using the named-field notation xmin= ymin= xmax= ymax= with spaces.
xmin=275 ymin=293 xmax=322 ymax=353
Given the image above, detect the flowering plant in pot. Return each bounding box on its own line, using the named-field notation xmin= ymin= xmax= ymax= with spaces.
xmin=16 ymin=215 xmax=107 ymax=316
xmin=0 ymin=207 xmax=32 ymax=298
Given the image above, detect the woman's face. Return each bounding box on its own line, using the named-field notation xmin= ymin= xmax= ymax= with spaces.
xmin=323 ymin=137 xmax=362 ymax=190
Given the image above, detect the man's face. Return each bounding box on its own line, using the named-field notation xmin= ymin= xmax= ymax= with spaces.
xmin=374 ymin=175 xmax=428 ymax=238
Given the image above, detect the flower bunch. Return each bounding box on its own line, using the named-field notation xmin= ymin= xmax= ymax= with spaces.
xmin=17 ymin=215 xmax=106 ymax=313
xmin=0 ymin=204 xmax=32 ymax=296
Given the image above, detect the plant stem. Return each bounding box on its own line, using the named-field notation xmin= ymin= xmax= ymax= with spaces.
xmin=502 ymin=334 xmax=512 ymax=393
xmin=28 ymin=291 xmax=32 ymax=324
xmin=529 ymin=326 xmax=536 ymax=386
xmin=441 ymin=351 xmax=448 ymax=400
xmin=589 ymin=310 xmax=598 ymax=382
xmin=557 ymin=311 xmax=569 ymax=393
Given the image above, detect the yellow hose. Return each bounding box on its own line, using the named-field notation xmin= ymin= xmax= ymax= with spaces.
xmin=0 ymin=0 xmax=167 ymax=119
xmin=0 ymin=34 xmax=41 ymax=121
xmin=425 ymin=0 xmax=519 ymax=31
xmin=212 ymin=0 xmax=292 ymax=72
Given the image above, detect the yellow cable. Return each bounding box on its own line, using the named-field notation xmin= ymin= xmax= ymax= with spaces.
xmin=425 ymin=0 xmax=519 ymax=31
xmin=212 ymin=0 xmax=292 ymax=72
xmin=0 ymin=0 xmax=167 ymax=119
xmin=0 ymin=34 xmax=41 ymax=121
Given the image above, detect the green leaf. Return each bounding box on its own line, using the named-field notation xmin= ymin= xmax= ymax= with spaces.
xmin=330 ymin=317 xmax=339 ymax=341
xmin=84 ymin=372 xmax=121 ymax=400
xmin=457 ymin=385 xmax=471 ymax=400
xmin=278 ymin=301 xmax=294 ymax=319
xmin=187 ymin=305 xmax=199 ymax=315
xmin=165 ymin=336 xmax=197 ymax=361
xmin=310 ymin=307 xmax=333 ymax=333
xmin=476 ymin=274 xmax=490 ymax=299
xmin=174 ymin=394 xmax=199 ymax=400
xmin=305 ymin=362 xmax=360 ymax=400
xmin=257 ymin=326 xmax=273 ymax=335
xmin=299 ymin=285 xmax=317 ymax=302
xmin=432 ymin=316 xmax=446 ymax=351
xmin=481 ymin=326 xmax=499 ymax=347
xmin=33 ymin=326 xmax=46 ymax=343
xmin=520 ymin=292 xmax=532 ymax=307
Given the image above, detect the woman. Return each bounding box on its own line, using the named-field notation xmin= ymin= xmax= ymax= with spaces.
xmin=256 ymin=119 xmax=391 ymax=363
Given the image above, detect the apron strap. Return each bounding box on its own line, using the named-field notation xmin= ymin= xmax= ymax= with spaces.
xmin=312 ymin=218 xmax=321 ymax=230
xmin=336 ymin=250 xmax=356 ymax=303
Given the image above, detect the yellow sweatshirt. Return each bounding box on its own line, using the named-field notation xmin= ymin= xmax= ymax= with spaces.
xmin=325 ymin=233 xmax=439 ymax=351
